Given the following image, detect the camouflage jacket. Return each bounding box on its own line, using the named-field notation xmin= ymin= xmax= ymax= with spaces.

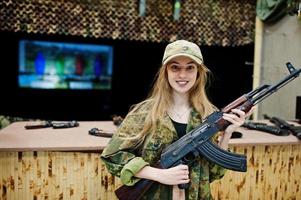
xmin=101 ymin=103 xmax=226 ymax=200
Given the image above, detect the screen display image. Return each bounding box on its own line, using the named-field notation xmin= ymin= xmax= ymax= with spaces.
xmin=18 ymin=40 xmax=113 ymax=90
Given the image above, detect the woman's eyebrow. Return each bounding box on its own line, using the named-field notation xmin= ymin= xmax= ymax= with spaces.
xmin=187 ymin=61 xmax=197 ymax=65
xmin=169 ymin=61 xmax=196 ymax=65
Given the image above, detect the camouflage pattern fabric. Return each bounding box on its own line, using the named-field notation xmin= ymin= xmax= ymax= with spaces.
xmin=0 ymin=1 xmax=256 ymax=46
xmin=101 ymin=101 xmax=226 ymax=200
xmin=0 ymin=115 xmax=26 ymax=129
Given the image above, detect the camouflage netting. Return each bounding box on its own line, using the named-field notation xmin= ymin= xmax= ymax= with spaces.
xmin=0 ymin=0 xmax=255 ymax=46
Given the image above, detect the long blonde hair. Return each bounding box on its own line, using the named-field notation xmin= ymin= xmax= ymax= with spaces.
xmin=128 ymin=62 xmax=216 ymax=143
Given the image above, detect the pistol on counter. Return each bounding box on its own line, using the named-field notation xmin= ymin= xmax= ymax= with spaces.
xmin=88 ymin=128 xmax=114 ymax=137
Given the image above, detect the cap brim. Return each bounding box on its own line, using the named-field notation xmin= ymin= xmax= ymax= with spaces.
xmin=162 ymin=53 xmax=203 ymax=66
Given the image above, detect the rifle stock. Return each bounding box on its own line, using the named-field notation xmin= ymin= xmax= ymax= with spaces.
xmin=115 ymin=179 xmax=154 ymax=200
xmin=115 ymin=161 xmax=164 ymax=200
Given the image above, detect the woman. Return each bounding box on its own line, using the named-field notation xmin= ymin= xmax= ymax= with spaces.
xmin=101 ymin=40 xmax=250 ymax=200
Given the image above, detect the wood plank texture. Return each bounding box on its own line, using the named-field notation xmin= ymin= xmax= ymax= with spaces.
xmin=211 ymin=145 xmax=301 ymax=200
xmin=0 ymin=145 xmax=300 ymax=200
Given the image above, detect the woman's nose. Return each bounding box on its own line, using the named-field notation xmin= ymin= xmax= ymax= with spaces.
xmin=178 ymin=68 xmax=187 ymax=77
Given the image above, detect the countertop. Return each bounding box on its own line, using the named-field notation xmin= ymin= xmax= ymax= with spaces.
xmin=0 ymin=120 xmax=300 ymax=151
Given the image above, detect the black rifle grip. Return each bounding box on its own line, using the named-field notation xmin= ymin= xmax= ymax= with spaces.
xmin=178 ymin=183 xmax=189 ymax=189
xmin=174 ymin=160 xmax=190 ymax=189
xmin=178 ymin=182 xmax=189 ymax=190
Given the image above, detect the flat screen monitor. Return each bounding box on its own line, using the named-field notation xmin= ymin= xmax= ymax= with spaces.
xmin=18 ymin=40 xmax=113 ymax=90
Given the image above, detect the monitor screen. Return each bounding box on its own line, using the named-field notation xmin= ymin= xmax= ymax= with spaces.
xmin=18 ymin=40 xmax=113 ymax=90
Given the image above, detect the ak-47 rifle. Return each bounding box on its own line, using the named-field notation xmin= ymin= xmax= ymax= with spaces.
xmin=115 ymin=62 xmax=301 ymax=200
xmin=242 ymin=121 xmax=290 ymax=136
xmin=263 ymin=114 xmax=301 ymax=139
xmin=25 ymin=120 xmax=79 ymax=129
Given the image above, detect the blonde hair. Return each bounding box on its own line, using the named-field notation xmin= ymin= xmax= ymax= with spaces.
xmin=128 ymin=62 xmax=216 ymax=144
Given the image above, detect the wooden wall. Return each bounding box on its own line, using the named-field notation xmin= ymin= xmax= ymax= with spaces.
xmin=211 ymin=145 xmax=301 ymax=200
xmin=0 ymin=152 xmax=119 ymax=200
xmin=253 ymin=15 xmax=301 ymax=120
xmin=0 ymin=145 xmax=300 ymax=200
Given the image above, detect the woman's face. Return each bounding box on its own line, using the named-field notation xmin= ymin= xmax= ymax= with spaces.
xmin=166 ymin=56 xmax=198 ymax=95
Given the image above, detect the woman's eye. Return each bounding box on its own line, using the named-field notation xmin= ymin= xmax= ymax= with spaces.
xmin=187 ymin=65 xmax=196 ymax=71
xmin=168 ymin=64 xmax=196 ymax=72
xmin=170 ymin=65 xmax=179 ymax=71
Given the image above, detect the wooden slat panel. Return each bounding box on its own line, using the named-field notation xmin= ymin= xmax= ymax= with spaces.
xmin=0 ymin=152 xmax=110 ymax=200
xmin=211 ymin=145 xmax=301 ymax=200
xmin=0 ymin=145 xmax=300 ymax=200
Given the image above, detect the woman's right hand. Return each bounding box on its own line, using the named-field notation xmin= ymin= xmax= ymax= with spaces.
xmin=135 ymin=164 xmax=190 ymax=185
xmin=156 ymin=164 xmax=190 ymax=185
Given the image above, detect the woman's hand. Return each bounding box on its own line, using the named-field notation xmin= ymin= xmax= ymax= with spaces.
xmin=156 ymin=164 xmax=190 ymax=185
xmin=219 ymin=107 xmax=255 ymax=149
xmin=223 ymin=109 xmax=247 ymax=134
xmin=135 ymin=164 xmax=190 ymax=185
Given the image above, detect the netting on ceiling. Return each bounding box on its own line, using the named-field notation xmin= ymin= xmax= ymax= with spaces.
xmin=0 ymin=0 xmax=256 ymax=46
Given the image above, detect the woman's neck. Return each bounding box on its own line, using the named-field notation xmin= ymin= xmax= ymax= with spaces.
xmin=168 ymin=92 xmax=191 ymax=123
xmin=172 ymin=91 xmax=190 ymax=108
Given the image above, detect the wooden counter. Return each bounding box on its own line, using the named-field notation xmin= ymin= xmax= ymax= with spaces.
xmin=0 ymin=121 xmax=116 ymax=151
xmin=0 ymin=121 xmax=300 ymax=200
xmin=0 ymin=121 xmax=119 ymax=200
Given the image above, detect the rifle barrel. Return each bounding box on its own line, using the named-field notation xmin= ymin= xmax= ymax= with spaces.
xmin=251 ymin=67 xmax=301 ymax=105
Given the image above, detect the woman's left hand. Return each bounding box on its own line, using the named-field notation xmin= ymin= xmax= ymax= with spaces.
xmin=218 ymin=107 xmax=254 ymax=149
xmin=223 ymin=109 xmax=248 ymax=134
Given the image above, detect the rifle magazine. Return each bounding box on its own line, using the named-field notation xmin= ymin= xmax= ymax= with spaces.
xmin=197 ymin=141 xmax=247 ymax=172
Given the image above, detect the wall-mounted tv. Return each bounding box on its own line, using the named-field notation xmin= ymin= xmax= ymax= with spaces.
xmin=18 ymin=40 xmax=113 ymax=90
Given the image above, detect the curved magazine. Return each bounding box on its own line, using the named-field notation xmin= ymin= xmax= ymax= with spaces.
xmin=197 ymin=140 xmax=247 ymax=172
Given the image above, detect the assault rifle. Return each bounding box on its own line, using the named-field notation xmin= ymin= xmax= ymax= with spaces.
xmin=25 ymin=120 xmax=79 ymax=129
xmin=242 ymin=121 xmax=290 ymax=136
xmin=263 ymin=114 xmax=301 ymax=139
xmin=115 ymin=62 xmax=301 ymax=200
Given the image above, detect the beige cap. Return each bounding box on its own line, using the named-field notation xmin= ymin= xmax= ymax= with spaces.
xmin=162 ymin=40 xmax=203 ymax=66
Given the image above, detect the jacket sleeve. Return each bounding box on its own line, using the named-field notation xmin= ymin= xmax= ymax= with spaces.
xmin=208 ymin=131 xmax=227 ymax=182
xmin=100 ymin=112 xmax=150 ymax=186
